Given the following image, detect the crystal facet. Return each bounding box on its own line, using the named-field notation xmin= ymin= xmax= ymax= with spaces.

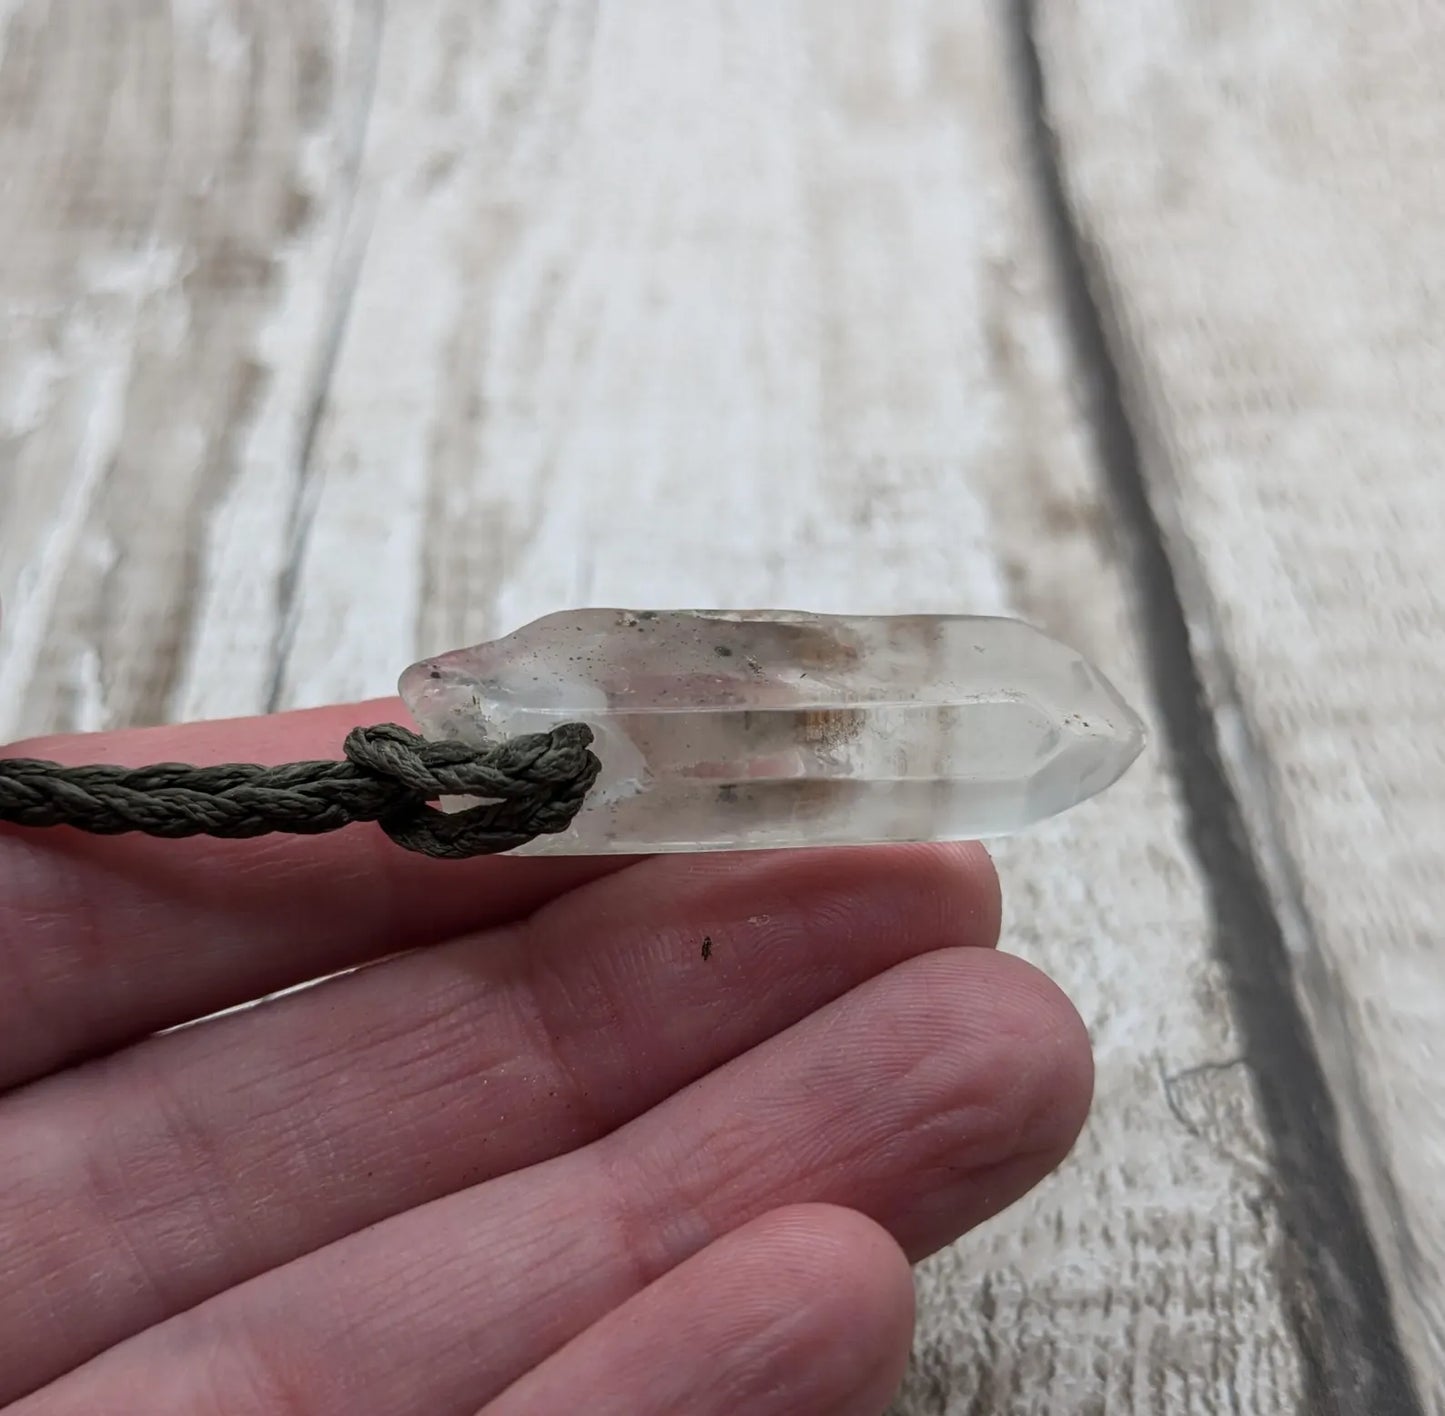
xmin=399 ymin=610 xmax=1145 ymax=855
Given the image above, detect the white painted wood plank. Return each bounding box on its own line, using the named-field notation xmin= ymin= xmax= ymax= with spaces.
xmin=0 ymin=0 xmax=371 ymax=734
xmin=0 ymin=3 xmax=1312 ymax=1410
xmin=1036 ymin=3 xmax=1445 ymax=1408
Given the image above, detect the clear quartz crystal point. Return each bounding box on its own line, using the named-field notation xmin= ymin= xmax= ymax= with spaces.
xmin=399 ymin=610 xmax=1145 ymax=856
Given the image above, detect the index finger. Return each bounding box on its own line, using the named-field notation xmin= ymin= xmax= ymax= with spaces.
xmin=0 ymin=700 xmax=630 ymax=1088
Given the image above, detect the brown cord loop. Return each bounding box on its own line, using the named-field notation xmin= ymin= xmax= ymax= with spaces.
xmin=0 ymin=723 xmax=600 ymax=859
xmin=343 ymin=722 xmax=600 ymax=858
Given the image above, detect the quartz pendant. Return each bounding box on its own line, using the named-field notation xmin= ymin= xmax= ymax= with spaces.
xmin=399 ymin=610 xmax=1145 ymax=855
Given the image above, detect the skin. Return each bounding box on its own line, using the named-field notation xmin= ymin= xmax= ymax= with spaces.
xmin=0 ymin=699 xmax=1094 ymax=1416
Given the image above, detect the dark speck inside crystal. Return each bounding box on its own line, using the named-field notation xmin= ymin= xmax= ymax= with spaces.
xmin=714 ymin=645 xmax=734 ymax=657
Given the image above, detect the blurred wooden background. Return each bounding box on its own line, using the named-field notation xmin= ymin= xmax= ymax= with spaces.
xmin=1 ymin=4 xmax=1441 ymax=1412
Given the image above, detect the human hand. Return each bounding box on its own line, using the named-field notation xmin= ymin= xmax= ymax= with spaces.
xmin=0 ymin=701 xmax=1092 ymax=1415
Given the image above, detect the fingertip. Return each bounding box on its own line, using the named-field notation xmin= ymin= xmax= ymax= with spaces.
xmin=941 ymin=839 xmax=1003 ymax=949
xmin=832 ymin=840 xmax=1001 ymax=953
xmin=1015 ymin=955 xmax=1095 ymax=1160
xmin=967 ymin=950 xmax=1095 ymax=1168
xmin=484 ymin=1203 xmax=917 ymax=1416
xmin=643 ymin=1202 xmax=919 ymax=1416
xmin=849 ymin=948 xmax=1094 ymax=1254
xmin=734 ymin=1202 xmax=914 ymax=1306
xmin=736 ymin=1203 xmax=917 ymax=1407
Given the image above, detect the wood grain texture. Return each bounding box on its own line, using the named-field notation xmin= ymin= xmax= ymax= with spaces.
xmin=1034 ymin=4 xmax=1444 ymax=1410
xmin=0 ymin=0 xmax=380 ymax=735
xmin=5 ymin=1 xmax=1424 ymax=1411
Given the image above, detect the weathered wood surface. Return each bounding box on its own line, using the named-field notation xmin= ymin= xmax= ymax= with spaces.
xmin=0 ymin=3 xmax=1435 ymax=1412
xmin=1035 ymin=5 xmax=1445 ymax=1412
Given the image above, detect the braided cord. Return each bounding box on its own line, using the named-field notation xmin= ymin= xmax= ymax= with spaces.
xmin=0 ymin=723 xmax=601 ymax=859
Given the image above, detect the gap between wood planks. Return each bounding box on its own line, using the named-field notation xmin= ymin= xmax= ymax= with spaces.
xmin=1005 ymin=5 xmax=1425 ymax=1415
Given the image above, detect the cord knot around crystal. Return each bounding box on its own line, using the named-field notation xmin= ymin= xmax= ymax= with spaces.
xmin=0 ymin=610 xmax=1146 ymax=859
